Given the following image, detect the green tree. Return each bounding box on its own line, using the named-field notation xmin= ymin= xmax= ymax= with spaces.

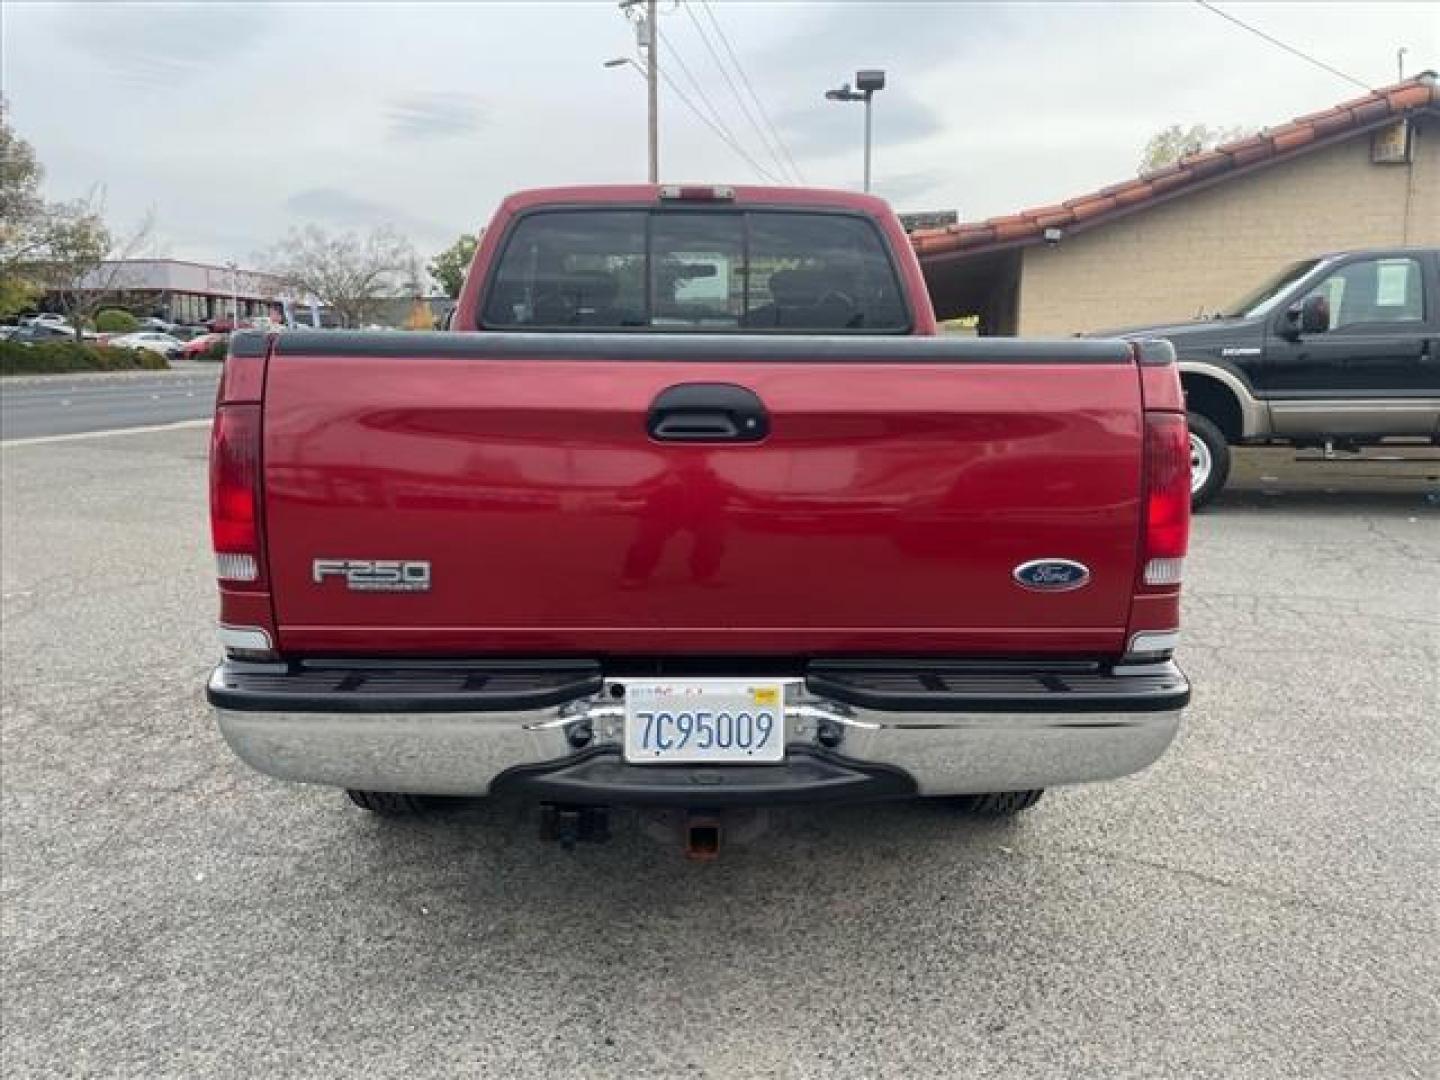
xmin=428 ymin=233 xmax=479 ymax=299
xmin=1 ymin=101 xmax=48 ymax=317
xmin=1138 ymin=123 xmax=1257 ymax=175
xmin=0 ymin=268 xmax=34 ymax=320
xmin=95 ymin=308 xmax=139 ymax=332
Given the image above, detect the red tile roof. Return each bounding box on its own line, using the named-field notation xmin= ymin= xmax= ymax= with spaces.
xmin=911 ymin=72 xmax=1440 ymax=261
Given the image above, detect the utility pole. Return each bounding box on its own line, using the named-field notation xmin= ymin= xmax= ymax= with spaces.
xmin=645 ymin=0 xmax=658 ymax=183
xmin=1397 ymin=47 xmax=1407 ymax=81
xmin=616 ymin=1 xmax=659 ymax=183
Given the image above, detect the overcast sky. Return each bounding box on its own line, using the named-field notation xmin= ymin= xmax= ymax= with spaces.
xmin=3 ymin=1 xmax=1436 ymax=267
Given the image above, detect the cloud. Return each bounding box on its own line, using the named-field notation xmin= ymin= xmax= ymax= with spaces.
xmin=55 ymin=2 xmax=274 ymax=91
xmin=740 ymin=2 xmax=1017 ymax=166
xmin=870 ymin=171 xmax=952 ymax=208
xmin=754 ymin=2 xmax=1020 ymax=84
xmin=387 ymin=93 xmax=485 ymax=142
xmin=8 ymin=1 xmax=1436 ymax=262
xmin=778 ymin=90 xmax=945 ymax=158
xmin=284 ymin=187 xmax=442 ymax=241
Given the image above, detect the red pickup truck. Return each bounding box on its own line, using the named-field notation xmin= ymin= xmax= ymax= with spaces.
xmin=207 ymin=184 xmax=1190 ymax=854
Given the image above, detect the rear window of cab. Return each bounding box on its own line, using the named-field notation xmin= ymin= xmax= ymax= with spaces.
xmin=480 ymin=209 xmax=910 ymax=333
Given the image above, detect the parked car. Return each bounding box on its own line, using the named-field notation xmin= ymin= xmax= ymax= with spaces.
xmin=18 ymin=313 xmax=70 ymax=328
xmin=205 ymin=184 xmax=1191 ymax=855
xmin=8 ymin=323 xmax=80 ymax=344
xmin=137 ymin=317 xmax=178 ymax=333
xmin=1099 ymin=247 xmax=1440 ymax=507
xmin=108 ymin=331 xmax=183 ymax=357
xmin=178 ymin=332 xmax=227 ymax=360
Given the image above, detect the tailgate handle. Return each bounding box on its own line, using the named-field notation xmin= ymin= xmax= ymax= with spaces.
xmin=654 ymin=411 xmax=739 ymax=439
xmin=648 ymin=383 xmax=769 ymax=443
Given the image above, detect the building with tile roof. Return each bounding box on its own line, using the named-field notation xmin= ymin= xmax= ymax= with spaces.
xmin=913 ymin=72 xmax=1440 ymax=335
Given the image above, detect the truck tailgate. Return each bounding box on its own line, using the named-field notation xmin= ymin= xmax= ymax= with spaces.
xmin=261 ymin=334 xmax=1143 ymax=657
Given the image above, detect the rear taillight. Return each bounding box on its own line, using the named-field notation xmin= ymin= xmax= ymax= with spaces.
xmin=1142 ymin=412 xmax=1190 ymax=587
xmin=210 ymin=403 xmax=263 ymax=588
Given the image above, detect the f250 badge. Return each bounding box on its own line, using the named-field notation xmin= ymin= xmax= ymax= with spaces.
xmin=1012 ymin=559 xmax=1090 ymax=591
xmin=312 ymin=559 xmax=431 ymax=592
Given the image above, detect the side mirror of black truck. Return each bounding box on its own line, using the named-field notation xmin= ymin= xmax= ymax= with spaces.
xmin=1284 ymin=294 xmax=1330 ymax=338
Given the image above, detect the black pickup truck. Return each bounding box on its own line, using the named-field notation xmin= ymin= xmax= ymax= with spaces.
xmin=1102 ymin=247 xmax=1440 ymax=506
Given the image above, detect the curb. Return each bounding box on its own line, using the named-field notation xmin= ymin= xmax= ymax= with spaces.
xmin=1 ymin=363 xmax=222 ymax=387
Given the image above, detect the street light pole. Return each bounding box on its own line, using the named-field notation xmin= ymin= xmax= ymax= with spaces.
xmin=227 ymin=261 xmax=239 ymax=329
xmin=863 ymin=93 xmax=873 ymax=193
xmin=826 ymin=70 xmax=885 ymax=193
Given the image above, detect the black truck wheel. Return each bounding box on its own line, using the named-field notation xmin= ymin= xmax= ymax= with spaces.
xmin=963 ymin=789 xmax=1044 ymax=816
xmin=346 ymin=789 xmax=432 ymax=816
xmin=1187 ymin=411 xmax=1230 ymax=510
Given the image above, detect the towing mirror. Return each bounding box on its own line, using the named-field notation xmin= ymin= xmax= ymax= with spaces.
xmin=1286 ymin=294 xmax=1330 ymax=337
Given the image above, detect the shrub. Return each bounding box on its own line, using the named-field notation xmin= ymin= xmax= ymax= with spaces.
xmin=197 ymin=337 xmax=228 ymax=363
xmin=95 ymin=309 xmax=140 ymax=333
xmin=0 ymin=340 xmax=169 ymax=376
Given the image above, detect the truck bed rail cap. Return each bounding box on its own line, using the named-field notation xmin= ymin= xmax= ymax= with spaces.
xmin=1134 ymin=339 xmax=1177 ymax=366
xmin=228 ymin=330 xmax=268 ymax=358
xmin=270 ymin=330 xmax=1133 ymax=365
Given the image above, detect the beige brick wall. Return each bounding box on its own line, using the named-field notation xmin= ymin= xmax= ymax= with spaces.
xmin=1016 ymin=119 xmax=1440 ymax=335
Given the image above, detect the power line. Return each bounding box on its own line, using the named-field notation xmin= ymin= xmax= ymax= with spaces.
xmin=698 ymin=0 xmax=806 ymax=184
xmin=642 ymin=59 xmax=783 ymax=182
xmin=656 ymin=24 xmax=750 ymax=159
xmin=681 ymin=0 xmax=798 ymax=184
xmin=659 ymin=64 xmax=781 ymax=182
xmin=679 ymin=0 xmax=794 ymax=182
xmin=1194 ymin=1 xmax=1373 ymax=92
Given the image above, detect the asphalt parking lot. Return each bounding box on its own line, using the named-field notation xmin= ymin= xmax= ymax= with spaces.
xmin=2 ymin=428 xmax=1436 ymax=1079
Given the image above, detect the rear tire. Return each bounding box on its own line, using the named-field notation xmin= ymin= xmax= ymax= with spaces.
xmin=346 ymin=789 xmax=432 ymax=816
xmin=1187 ymin=411 xmax=1230 ymax=510
xmin=962 ymin=789 xmax=1044 ymax=816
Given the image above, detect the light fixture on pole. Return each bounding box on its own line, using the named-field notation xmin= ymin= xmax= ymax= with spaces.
xmin=604 ymin=54 xmax=656 ymax=184
xmin=825 ymin=69 xmax=885 ymax=193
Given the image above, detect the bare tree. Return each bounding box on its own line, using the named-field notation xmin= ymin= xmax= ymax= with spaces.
xmin=266 ymin=225 xmax=416 ymax=328
xmin=35 ymin=194 xmax=155 ymax=337
xmin=1138 ymin=123 xmax=1257 ymax=175
xmin=3 ymin=104 xmax=157 ymax=328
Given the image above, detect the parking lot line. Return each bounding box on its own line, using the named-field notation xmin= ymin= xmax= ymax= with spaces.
xmin=0 ymin=417 xmax=213 ymax=448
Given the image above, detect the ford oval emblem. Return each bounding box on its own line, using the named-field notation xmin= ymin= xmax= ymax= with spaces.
xmin=1013 ymin=558 xmax=1091 ymax=591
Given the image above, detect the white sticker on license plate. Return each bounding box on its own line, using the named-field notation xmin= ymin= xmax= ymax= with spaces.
xmin=623 ymin=681 xmax=786 ymax=764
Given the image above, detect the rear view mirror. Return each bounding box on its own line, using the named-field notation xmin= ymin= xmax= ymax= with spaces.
xmin=1286 ymin=294 xmax=1330 ymax=336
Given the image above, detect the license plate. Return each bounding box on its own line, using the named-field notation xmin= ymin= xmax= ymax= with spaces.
xmin=623 ymin=681 xmax=786 ymax=764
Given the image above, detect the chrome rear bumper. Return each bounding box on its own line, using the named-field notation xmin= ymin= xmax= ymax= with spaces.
xmin=209 ymin=661 xmax=1186 ymax=801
